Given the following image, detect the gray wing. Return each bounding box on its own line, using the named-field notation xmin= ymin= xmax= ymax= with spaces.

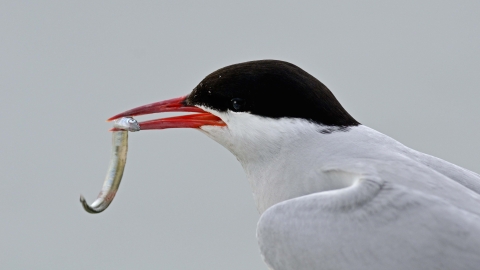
xmin=257 ymin=177 xmax=480 ymax=270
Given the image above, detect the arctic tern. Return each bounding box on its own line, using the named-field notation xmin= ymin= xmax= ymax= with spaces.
xmin=107 ymin=60 xmax=480 ymax=270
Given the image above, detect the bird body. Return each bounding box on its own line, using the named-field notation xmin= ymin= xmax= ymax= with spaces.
xmin=108 ymin=60 xmax=480 ymax=269
xmin=203 ymin=113 xmax=480 ymax=269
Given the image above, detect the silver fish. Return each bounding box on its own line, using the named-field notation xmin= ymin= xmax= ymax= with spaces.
xmin=80 ymin=117 xmax=139 ymax=213
xmin=113 ymin=117 xmax=140 ymax=132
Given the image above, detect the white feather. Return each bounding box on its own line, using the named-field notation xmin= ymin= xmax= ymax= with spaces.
xmin=200 ymin=108 xmax=480 ymax=269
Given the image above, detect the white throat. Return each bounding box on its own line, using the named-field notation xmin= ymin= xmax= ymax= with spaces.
xmin=200 ymin=108 xmax=360 ymax=213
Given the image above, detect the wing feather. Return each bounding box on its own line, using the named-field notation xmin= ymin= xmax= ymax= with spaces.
xmin=258 ymin=177 xmax=480 ymax=270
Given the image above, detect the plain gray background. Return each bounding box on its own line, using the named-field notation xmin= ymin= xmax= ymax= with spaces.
xmin=1 ymin=1 xmax=479 ymax=269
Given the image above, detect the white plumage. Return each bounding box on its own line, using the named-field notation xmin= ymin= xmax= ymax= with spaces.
xmin=202 ymin=109 xmax=480 ymax=270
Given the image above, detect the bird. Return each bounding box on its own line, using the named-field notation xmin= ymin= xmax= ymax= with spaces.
xmin=108 ymin=60 xmax=480 ymax=270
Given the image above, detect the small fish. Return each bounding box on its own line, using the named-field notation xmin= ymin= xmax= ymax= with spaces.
xmin=113 ymin=117 xmax=140 ymax=132
xmin=80 ymin=117 xmax=139 ymax=213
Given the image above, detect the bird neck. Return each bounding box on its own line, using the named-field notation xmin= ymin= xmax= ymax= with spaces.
xmin=202 ymin=113 xmax=371 ymax=213
xmin=235 ymin=121 xmax=357 ymax=213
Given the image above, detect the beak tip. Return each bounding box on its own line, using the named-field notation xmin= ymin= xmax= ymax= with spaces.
xmin=106 ymin=116 xmax=118 ymax=122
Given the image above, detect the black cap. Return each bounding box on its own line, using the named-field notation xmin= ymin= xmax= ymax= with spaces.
xmin=186 ymin=60 xmax=359 ymax=127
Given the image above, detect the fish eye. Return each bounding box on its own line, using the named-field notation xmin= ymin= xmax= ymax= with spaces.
xmin=231 ymin=98 xmax=246 ymax=111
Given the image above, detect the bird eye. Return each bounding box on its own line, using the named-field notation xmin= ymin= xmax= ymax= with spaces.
xmin=231 ymin=98 xmax=246 ymax=111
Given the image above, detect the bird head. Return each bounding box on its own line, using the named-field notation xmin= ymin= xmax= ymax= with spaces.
xmin=108 ymin=60 xmax=359 ymax=162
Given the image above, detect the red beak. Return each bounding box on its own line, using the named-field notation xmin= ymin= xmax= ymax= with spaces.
xmin=107 ymin=95 xmax=226 ymax=131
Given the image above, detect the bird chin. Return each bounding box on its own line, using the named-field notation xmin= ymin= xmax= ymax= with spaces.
xmin=200 ymin=124 xmax=231 ymax=148
xmin=197 ymin=109 xmax=242 ymax=158
xmin=197 ymin=107 xmax=230 ymax=140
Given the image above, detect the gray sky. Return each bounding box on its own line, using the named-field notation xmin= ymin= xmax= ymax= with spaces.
xmin=1 ymin=1 xmax=479 ymax=269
